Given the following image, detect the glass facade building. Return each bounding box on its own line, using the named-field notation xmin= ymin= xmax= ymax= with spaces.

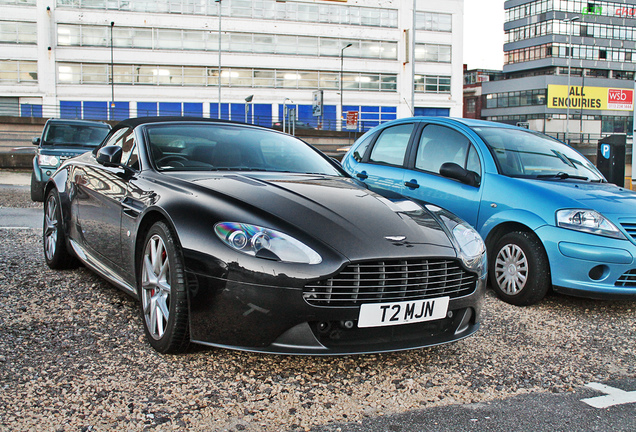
xmin=482 ymin=0 xmax=636 ymax=140
xmin=0 ymin=0 xmax=464 ymax=131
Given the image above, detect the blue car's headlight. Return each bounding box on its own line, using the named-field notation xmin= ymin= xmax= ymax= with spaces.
xmin=556 ymin=209 xmax=625 ymax=239
xmin=214 ymin=222 xmax=322 ymax=264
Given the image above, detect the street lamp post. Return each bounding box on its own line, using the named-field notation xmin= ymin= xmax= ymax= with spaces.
xmin=340 ymin=43 xmax=352 ymax=130
xmin=245 ymin=95 xmax=253 ymax=124
xmin=216 ymin=0 xmax=222 ymax=119
xmin=110 ymin=21 xmax=114 ymax=119
xmin=562 ymin=15 xmax=579 ymax=143
xmin=282 ymin=97 xmax=293 ymax=134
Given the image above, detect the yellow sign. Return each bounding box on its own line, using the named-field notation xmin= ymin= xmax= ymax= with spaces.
xmin=547 ymin=85 xmax=633 ymax=111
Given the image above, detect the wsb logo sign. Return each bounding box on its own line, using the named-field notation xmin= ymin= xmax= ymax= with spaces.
xmin=608 ymin=89 xmax=632 ymax=103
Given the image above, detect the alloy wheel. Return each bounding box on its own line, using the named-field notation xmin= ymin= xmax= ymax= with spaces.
xmin=142 ymin=234 xmax=171 ymax=340
xmin=44 ymin=195 xmax=58 ymax=261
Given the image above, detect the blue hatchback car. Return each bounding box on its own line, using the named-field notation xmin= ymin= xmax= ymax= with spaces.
xmin=342 ymin=117 xmax=636 ymax=305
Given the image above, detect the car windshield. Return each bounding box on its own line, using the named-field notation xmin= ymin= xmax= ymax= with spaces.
xmin=145 ymin=123 xmax=343 ymax=175
xmin=473 ymin=126 xmax=605 ymax=182
xmin=43 ymin=124 xmax=110 ymax=147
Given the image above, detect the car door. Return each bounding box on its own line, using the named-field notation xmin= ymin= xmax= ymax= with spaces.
xmin=403 ymin=123 xmax=484 ymax=226
xmin=75 ymin=128 xmax=133 ymax=270
xmin=348 ymin=122 xmax=416 ymax=197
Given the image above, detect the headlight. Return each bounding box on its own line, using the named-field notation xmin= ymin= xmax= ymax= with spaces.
xmin=214 ymin=222 xmax=322 ymax=264
xmin=556 ymin=209 xmax=625 ymax=239
xmin=38 ymin=154 xmax=59 ymax=166
xmin=425 ymin=204 xmax=487 ymax=274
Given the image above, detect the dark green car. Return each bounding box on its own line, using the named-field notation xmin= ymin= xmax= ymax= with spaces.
xmin=31 ymin=119 xmax=111 ymax=201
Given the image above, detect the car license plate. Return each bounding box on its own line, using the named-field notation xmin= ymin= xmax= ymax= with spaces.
xmin=358 ymin=297 xmax=450 ymax=328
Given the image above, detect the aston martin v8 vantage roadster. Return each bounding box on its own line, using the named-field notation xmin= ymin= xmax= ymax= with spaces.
xmin=43 ymin=117 xmax=486 ymax=355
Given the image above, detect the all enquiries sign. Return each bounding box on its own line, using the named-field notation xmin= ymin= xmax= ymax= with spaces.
xmin=547 ymin=85 xmax=634 ymax=111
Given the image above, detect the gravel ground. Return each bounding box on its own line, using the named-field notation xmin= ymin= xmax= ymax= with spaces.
xmin=1 ymin=187 xmax=635 ymax=431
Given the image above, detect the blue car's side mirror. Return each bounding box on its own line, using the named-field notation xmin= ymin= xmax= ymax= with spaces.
xmin=440 ymin=162 xmax=481 ymax=187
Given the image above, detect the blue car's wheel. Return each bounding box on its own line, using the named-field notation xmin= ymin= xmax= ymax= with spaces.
xmin=138 ymin=221 xmax=190 ymax=354
xmin=490 ymin=231 xmax=550 ymax=306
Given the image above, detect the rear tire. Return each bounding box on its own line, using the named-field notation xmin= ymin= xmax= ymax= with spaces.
xmin=138 ymin=221 xmax=190 ymax=354
xmin=43 ymin=189 xmax=78 ymax=269
xmin=490 ymin=231 xmax=550 ymax=306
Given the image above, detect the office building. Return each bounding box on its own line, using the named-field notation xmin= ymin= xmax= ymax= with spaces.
xmin=0 ymin=0 xmax=464 ymax=131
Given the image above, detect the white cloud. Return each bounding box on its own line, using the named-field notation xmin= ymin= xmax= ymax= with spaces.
xmin=463 ymin=0 xmax=505 ymax=70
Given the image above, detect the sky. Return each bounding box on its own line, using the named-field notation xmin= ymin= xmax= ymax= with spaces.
xmin=463 ymin=0 xmax=505 ymax=70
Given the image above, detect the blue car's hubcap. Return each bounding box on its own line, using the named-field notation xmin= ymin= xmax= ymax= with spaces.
xmin=495 ymin=244 xmax=528 ymax=295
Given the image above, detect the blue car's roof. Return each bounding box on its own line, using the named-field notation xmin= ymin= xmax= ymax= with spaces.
xmin=382 ymin=116 xmax=523 ymax=131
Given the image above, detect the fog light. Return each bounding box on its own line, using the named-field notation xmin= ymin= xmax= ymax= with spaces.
xmin=589 ymin=265 xmax=609 ymax=281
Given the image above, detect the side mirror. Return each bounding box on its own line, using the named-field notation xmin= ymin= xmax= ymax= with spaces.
xmin=32 ymin=137 xmax=40 ymax=145
xmin=96 ymin=145 xmax=123 ymax=167
xmin=440 ymin=162 xmax=481 ymax=187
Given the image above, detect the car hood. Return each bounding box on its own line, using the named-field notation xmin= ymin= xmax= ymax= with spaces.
xmin=172 ymin=172 xmax=456 ymax=260
xmin=514 ymin=177 xmax=636 ymax=215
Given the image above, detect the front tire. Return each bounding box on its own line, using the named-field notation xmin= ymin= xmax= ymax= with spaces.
xmin=31 ymin=172 xmax=44 ymax=202
xmin=490 ymin=231 xmax=550 ymax=306
xmin=43 ymin=189 xmax=78 ymax=269
xmin=138 ymin=221 xmax=190 ymax=354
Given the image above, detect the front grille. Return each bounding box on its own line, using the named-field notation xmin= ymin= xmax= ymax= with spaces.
xmin=616 ymin=269 xmax=636 ymax=287
xmin=304 ymin=259 xmax=476 ymax=307
xmin=620 ymin=222 xmax=636 ymax=242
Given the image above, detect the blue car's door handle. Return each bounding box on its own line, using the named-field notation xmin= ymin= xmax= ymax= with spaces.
xmin=356 ymin=172 xmax=368 ymax=180
xmin=404 ymin=180 xmax=419 ymax=189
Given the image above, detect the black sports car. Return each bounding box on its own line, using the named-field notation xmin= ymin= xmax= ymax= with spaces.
xmin=43 ymin=117 xmax=486 ymax=355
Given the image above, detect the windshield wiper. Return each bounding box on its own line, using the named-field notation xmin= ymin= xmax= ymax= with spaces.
xmin=536 ymin=172 xmax=589 ymax=181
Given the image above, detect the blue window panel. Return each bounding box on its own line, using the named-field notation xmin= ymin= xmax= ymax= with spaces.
xmin=381 ymin=106 xmax=397 ymax=113
xmin=414 ymin=107 xmax=450 ymax=117
xmin=159 ymin=102 xmax=181 ymax=116
xmin=361 ymin=106 xmax=379 ymax=113
xmin=21 ymin=104 xmax=42 ymax=118
xmin=137 ymin=102 xmax=157 ymax=117
xmin=60 ymin=101 xmax=82 ymax=119
xmin=84 ymin=101 xmax=108 ymax=120
xmin=278 ymin=104 xmax=298 ymax=120
xmin=360 ymin=120 xmax=379 ymax=131
xmin=381 ymin=113 xmax=397 ymax=121
xmin=210 ymin=103 xmax=230 ymax=120
xmin=253 ymin=104 xmax=272 ymax=127
xmin=298 ymin=104 xmax=314 ymax=126
xmin=184 ymin=103 xmax=203 ymax=117
xmin=322 ymin=105 xmax=337 ymax=131
xmin=360 ymin=112 xmax=379 ymax=120
xmin=110 ymin=102 xmax=129 ymax=121
xmin=231 ymin=103 xmax=246 ymax=123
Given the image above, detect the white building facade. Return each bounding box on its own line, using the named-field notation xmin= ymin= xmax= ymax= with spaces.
xmin=0 ymin=0 xmax=464 ymax=131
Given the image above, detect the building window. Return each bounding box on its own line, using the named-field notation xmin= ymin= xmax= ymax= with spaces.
xmin=57 ymin=24 xmax=398 ymax=61
xmin=466 ymin=98 xmax=476 ymax=113
xmin=415 ymin=12 xmax=452 ymax=32
xmin=0 ymin=21 xmax=37 ymax=44
xmin=415 ymin=75 xmax=451 ymax=93
xmin=0 ymin=60 xmax=37 ymax=83
xmin=57 ymin=62 xmax=398 ymax=92
xmin=55 ymin=0 xmax=399 ymax=28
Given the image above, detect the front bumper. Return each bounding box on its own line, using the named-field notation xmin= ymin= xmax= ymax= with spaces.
xmin=186 ymin=268 xmax=485 ymax=355
xmin=537 ymin=225 xmax=636 ymax=298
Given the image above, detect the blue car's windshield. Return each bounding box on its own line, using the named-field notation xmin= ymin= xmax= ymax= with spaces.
xmin=145 ymin=123 xmax=343 ymax=176
xmin=473 ymin=126 xmax=605 ymax=182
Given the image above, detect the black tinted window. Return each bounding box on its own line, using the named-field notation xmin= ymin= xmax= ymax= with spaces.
xmin=43 ymin=124 xmax=110 ymax=146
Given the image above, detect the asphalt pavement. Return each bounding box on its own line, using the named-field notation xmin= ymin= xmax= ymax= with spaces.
xmin=0 ymin=170 xmax=41 ymax=229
